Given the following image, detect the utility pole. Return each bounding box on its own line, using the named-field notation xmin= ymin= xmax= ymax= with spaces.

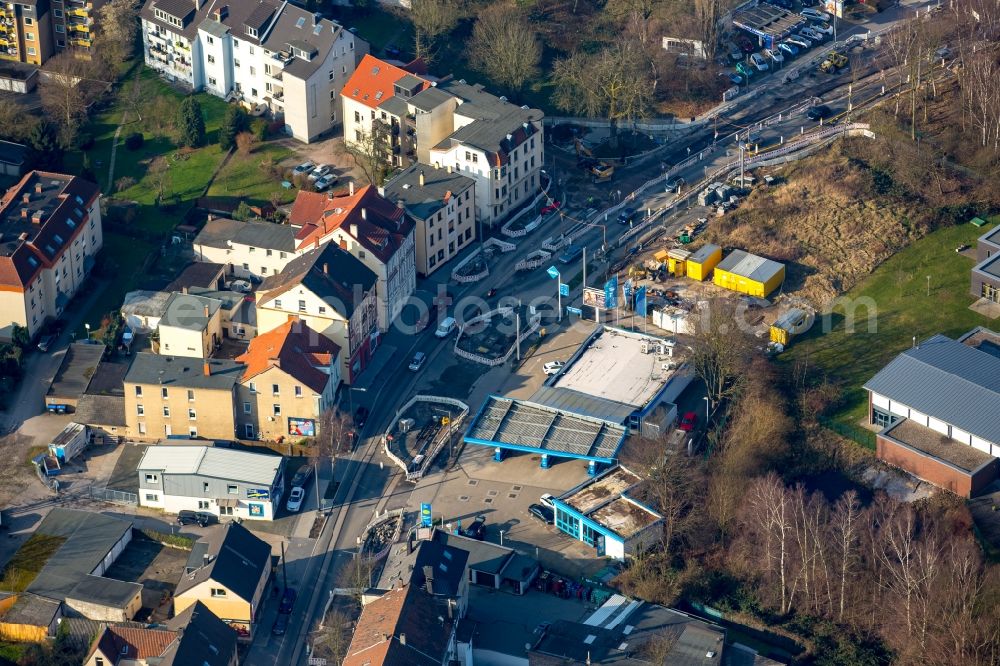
xmin=313 ymin=460 xmax=321 ymax=514
xmin=516 ymin=311 xmax=521 ymax=360
xmin=582 ymin=246 xmax=587 ymax=290
xmin=281 ymin=540 xmax=288 ymax=591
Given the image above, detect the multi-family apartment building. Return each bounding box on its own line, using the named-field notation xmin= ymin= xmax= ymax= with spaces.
xmin=341 ymin=57 xmax=544 ymax=228
xmin=140 ymin=0 xmax=368 ymax=142
xmin=382 ymin=163 xmax=476 ymax=277
xmin=51 ymin=0 xmax=106 ymax=55
xmin=0 ymin=171 xmax=102 ymax=340
xmin=193 ymin=216 xmax=297 ymax=282
xmin=0 ymin=0 xmax=54 ymax=65
xmin=289 ymin=184 xmax=415 ymax=330
xmin=255 ymin=243 xmax=379 ymax=383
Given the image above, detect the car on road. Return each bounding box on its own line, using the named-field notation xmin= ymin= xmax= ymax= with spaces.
xmin=308 ymin=164 xmax=331 ymax=181
xmin=558 ymin=245 xmax=583 ymax=264
xmin=542 ymin=360 xmax=565 ymax=376
xmin=529 ymin=503 xmax=555 ymax=525
xmin=408 ymin=351 xmax=427 ymax=372
xmin=540 ymin=201 xmax=561 ymax=215
xmin=177 ymin=510 xmax=216 ymax=527
xmin=778 ymin=41 xmax=800 ymax=56
xmin=806 ymin=104 xmax=833 ymax=120
xmin=813 ymin=21 xmax=834 ymax=36
xmin=36 ymin=334 xmax=56 ymax=352
xmin=463 ymin=515 xmax=487 ymax=540
xmin=354 ymin=406 xmax=370 ymax=428
xmin=618 ymin=207 xmax=636 ymax=224
xmin=785 ymin=36 xmax=811 ymax=50
xmin=292 ymin=161 xmax=315 ymax=176
xmin=735 ymin=62 xmax=755 ymax=79
xmin=540 ymin=493 xmax=555 ymax=508
xmin=764 ymin=48 xmax=784 ymax=64
xmin=271 ymin=613 xmax=289 ymax=636
xmin=279 ymin=588 xmax=297 ymax=614
xmin=314 ymin=173 xmax=337 ymax=191
xmin=750 ymin=52 xmax=769 ymax=71
xmin=679 ymin=411 xmax=699 ymax=432
xmin=285 ymin=487 xmax=305 ymax=513
xmin=800 ymin=8 xmax=830 ymax=22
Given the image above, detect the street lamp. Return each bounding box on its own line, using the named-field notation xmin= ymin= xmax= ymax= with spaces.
xmin=703 ymin=396 xmax=710 ymax=422
xmin=84 ymin=323 xmax=91 ymax=341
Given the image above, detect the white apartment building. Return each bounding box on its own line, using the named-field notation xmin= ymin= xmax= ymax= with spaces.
xmin=0 ymin=171 xmax=103 ymax=340
xmin=193 ymin=216 xmax=298 ymax=281
xmin=141 ymin=0 xmax=368 ymax=142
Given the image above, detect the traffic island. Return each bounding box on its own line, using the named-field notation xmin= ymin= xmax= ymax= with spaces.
xmin=382 ymin=395 xmax=470 ymax=481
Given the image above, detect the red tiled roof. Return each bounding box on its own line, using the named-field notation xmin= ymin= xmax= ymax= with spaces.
xmin=85 ymin=625 xmax=178 ymax=663
xmin=236 ymin=319 xmax=341 ymax=393
xmin=342 ymin=54 xmax=429 ymax=110
xmin=291 ymin=186 xmax=413 ymax=265
xmin=343 ymin=584 xmax=453 ymax=666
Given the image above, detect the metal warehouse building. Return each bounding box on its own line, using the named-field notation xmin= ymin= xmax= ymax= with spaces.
xmin=713 ymin=249 xmax=786 ymax=298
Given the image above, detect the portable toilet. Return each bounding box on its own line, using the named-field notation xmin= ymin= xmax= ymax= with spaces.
xmin=685 ymin=244 xmax=722 ymax=281
xmin=666 ymin=248 xmax=690 ymax=277
xmin=769 ymin=308 xmax=815 ymax=346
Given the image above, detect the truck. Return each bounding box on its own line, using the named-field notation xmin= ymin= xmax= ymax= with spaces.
xmin=820 ymin=51 xmax=848 ymax=73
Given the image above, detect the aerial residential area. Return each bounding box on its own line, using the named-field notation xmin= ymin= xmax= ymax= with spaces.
xmin=0 ymin=0 xmax=998 ymax=663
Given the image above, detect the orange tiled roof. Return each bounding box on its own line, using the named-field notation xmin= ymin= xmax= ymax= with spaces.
xmin=236 ymin=319 xmax=341 ymax=393
xmin=86 ymin=625 xmax=178 ymax=663
xmin=342 ymin=54 xmax=429 ymax=110
xmin=343 ymin=584 xmax=453 ymax=666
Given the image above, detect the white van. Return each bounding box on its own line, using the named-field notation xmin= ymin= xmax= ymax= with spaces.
xmin=435 ymin=317 xmax=457 ymax=338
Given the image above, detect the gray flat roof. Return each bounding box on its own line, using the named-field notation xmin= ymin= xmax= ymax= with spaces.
xmin=138 ymin=445 xmax=282 ymax=486
xmin=465 ymin=396 xmax=627 ymax=462
xmin=382 ymin=164 xmax=475 ymax=221
xmin=125 ymin=353 xmax=244 ymax=391
xmin=979 ymin=224 xmax=1000 ymax=247
xmin=973 ymin=254 xmax=1000 ymax=280
xmin=47 ymin=342 xmax=106 ymax=401
xmin=864 ymin=332 xmax=1000 ymax=446
xmin=66 ymin=575 xmax=142 ymax=608
xmin=193 ymin=218 xmax=297 ymax=252
xmin=159 ymin=292 xmax=222 ymax=331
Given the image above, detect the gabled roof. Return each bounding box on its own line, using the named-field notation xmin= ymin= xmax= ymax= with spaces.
xmin=138 ymin=445 xmax=283 ymax=486
xmin=164 ymin=600 xmax=238 ymax=666
xmin=85 ymin=624 xmax=178 ymax=664
xmin=258 ymin=243 xmax=377 ymax=319
xmin=175 ymin=523 xmax=272 ymax=602
xmin=402 ymin=539 xmax=468 ymax=599
xmin=343 ymin=584 xmax=453 ymax=666
xmin=236 ymin=319 xmax=340 ymax=393
xmin=193 ymin=217 xmax=297 ymax=252
xmin=864 ymin=332 xmax=1000 ymax=445
xmin=715 ymin=249 xmax=784 ymax=283
xmin=382 ymin=164 xmax=476 ymax=222
xmin=290 ymin=185 xmax=414 ymax=264
xmin=159 ymin=292 xmax=222 ymax=331
xmin=342 ymin=54 xmax=429 ymax=110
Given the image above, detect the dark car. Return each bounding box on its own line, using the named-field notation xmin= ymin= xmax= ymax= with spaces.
xmin=36 ymin=334 xmax=56 ymax=353
xmin=618 ymin=207 xmax=636 ymax=224
xmin=278 ymin=588 xmax=297 ymax=614
xmin=806 ymin=104 xmax=832 ymax=121
xmin=679 ymin=411 xmax=699 ymax=432
xmin=354 ymin=406 xmax=370 ymax=429
xmin=463 ymin=515 xmax=487 ymax=540
xmin=528 ymin=504 xmax=554 ymax=525
xmin=271 ymin=613 xmax=290 ymax=636
xmin=290 ymin=464 xmax=313 ymax=490
xmin=177 ymin=510 xmax=216 ymax=527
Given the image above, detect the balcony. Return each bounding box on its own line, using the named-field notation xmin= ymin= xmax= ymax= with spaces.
xmin=66 ymin=7 xmax=89 ymax=18
xmin=267 ymin=70 xmax=282 ymax=82
xmin=68 ymin=37 xmax=91 ymax=48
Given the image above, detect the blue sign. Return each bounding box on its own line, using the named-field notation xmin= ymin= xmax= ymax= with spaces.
xmin=604 ymin=276 xmax=618 ymax=309
xmin=566 ymin=306 xmax=583 ymax=316
xmin=636 ymin=286 xmax=648 ymax=316
xmin=559 ymin=283 xmax=569 ymax=297
xmin=546 ymin=265 xmax=560 ymax=280
xmin=249 ymin=503 xmax=264 ymax=517
xmin=246 ymin=488 xmax=270 ymax=500
xmin=421 ymin=503 xmax=433 ymax=528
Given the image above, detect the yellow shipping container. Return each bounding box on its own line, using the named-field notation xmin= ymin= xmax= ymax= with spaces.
xmin=666 ymin=248 xmax=690 ymax=277
xmin=685 ymin=244 xmax=722 ymax=281
xmin=713 ymin=250 xmax=785 ymax=298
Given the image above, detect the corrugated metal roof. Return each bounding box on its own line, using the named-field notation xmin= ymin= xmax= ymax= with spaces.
xmin=716 ymin=249 xmax=784 ymax=283
xmin=863 ymin=334 xmax=1000 ymax=445
xmin=528 ymin=386 xmax=636 ymax=424
xmin=137 ymin=446 xmax=282 ymax=485
xmin=688 ymin=244 xmax=720 ymax=264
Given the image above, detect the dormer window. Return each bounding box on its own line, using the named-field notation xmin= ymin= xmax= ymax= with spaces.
xmin=246 ymin=26 xmax=258 ymax=38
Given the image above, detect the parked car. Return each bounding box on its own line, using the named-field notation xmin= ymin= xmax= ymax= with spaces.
xmin=529 ymin=504 xmax=555 ymax=525
xmin=36 ymin=334 xmax=56 ymax=353
xmin=540 ymin=201 xmax=561 ymax=215
xmin=292 ymin=161 xmax=315 ymax=176
xmin=750 ymin=52 xmax=770 ymax=71
xmin=785 ymin=36 xmax=811 ymax=50
xmin=778 ymin=41 xmax=800 ymax=56
xmin=177 ymin=510 xmax=216 ymax=527
xmin=813 ymin=21 xmax=835 ymax=36
xmin=285 ymin=487 xmax=305 ymax=513
xmin=679 ymin=411 xmax=699 ymax=432
xmin=763 ymin=48 xmax=784 ymax=64
xmin=806 ymin=104 xmax=832 ymax=120
xmin=354 ymin=406 xmax=370 ymax=428
xmin=308 ymin=164 xmax=331 ymax=181
xmin=800 ymin=26 xmax=825 ymax=42
xmin=463 ymin=515 xmax=487 ymax=540
xmin=408 ymin=351 xmax=427 ymax=372
xmin=271 ymin=613 xmax=290 ymax=636
xmin=801 ymin=8 xmax=831 ymax=22
xmin=290 ymin=464 xmax=313 ymax=489
xmin=435 ymin=316 xmax=457 ymax=338
xmin=542 ymin=361 xmax=565 ymax=376
xmin=736 ymin=62 xmax=755 ymax=78
xmin=540 ymin=493 xmax=555 ymax=508
xmin=725 ymin=72 xmax=743 ymax=85
xmin=794 ymin=31 xmax=817 ymax=46
xmin=727 ymin=42 xmax=743 ymax=62
xmin=314 ymin=173 xmax=337 ymax=191
xmin=279 ymin=588 xmax=297 ymax=614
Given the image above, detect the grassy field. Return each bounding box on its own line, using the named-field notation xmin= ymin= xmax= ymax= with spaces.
xmin=782 ymin=220 xmax=996 ymax=427
xmin=206 ymin=142 xmax=296 ymax=207
xmin=0 ymin=533 xmax=66 ymax=593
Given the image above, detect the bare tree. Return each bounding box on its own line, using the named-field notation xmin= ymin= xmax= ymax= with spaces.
xmin=39 ymin=54 xmax=105 ymax=147
xmin=468 ymin=3 xmax=541 ymax=96
xmin=313 ymin=609 xmax=354 ymax=664
xmin=623 ymin=436 xmax=702 ymax=550
xmin=147 ymin=156 xmax=171 ymax=207
xmin=604 ymin=0 xmax=658 ymax=46
xmin=831 ymin=489 xmax=861 ymax=621
xmin=95 ymin=0 xmax=140 ymax=64
xmin=689 ymin=299 xmax=753 ymax=411
xmin=410 ymin=0 xmax=460 ymax=61
xmin=344 ymin=122 xmax=392 ymax=185
xmin=693 ymin=0 xmax=723 ymax=61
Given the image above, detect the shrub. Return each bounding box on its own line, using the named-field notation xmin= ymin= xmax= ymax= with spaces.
xmin=235 ymin=131 xmax=257 ymax=155
xmin=251 ymin=118 xmax=268 ymax=141
xmin=76 ymin=133 xmax=94 ymax=151
xmin=124 ymin=132 xmax=144 ymax=150
xmin=218 ymin=104 xmax=248 ymax=150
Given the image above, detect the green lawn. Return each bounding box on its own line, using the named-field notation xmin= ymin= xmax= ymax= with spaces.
xmin=783 ymin=220 xmax=996 ymax=427
xmin=78 ymin=232 xmax=155 ymax=340
xmin=207 ymin=142 xmax=296 ymax=207
xmin=348 ymin=11 xmax=412 ymax=52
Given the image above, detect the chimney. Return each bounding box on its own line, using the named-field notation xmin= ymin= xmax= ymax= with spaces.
xmin=446 ymin=165 xmax=452 ymax=174
xmin=418 ymin=171 xmax=425 ymax=187
xmin=423 ymin=565 xmax=434 ymax=595
xmin=203 ymin=553 xmax=211 ymax=566
xmin=399 ymin=634 xmax=406 ymax=647
xmin=20 ymin=208 xmax=27 ymax=219
xmin=361 ymin=208 xmax=367 ymax=221
xmin=214 ymin=4 xmax=228 ymax=20
xmin=203 ymin=305 xmax=209 ymax=318
xmin=31 ymin=209 xmax=43 ymax=224
xmin=323 ymin=262 xmax=329 ymax=275
xmin=34 ymin=182 xmax=42 ymax=194
xmin=182 ymin=286 xmax=189 ymax=295
xmin=207 ymin=213 xmax=214 ymax=221
xmin=21 ymin=193 xmax=30 ymax=204
xmin=349 ymin=181 xmax=355 ymax=196
xmin=203 ymin=361 xmax=211 ymax=377
xmin=350 ymin=224 xmax=358 ymax=238
xmin=313 ymin=11 xmax=321 ymax=26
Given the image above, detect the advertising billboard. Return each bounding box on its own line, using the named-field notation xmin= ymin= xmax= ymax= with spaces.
xmin=583 ymin=287 xmax=607 ymax=309
xmin=421 ymin=503 xmax=433 ymax=527
xmin=604 ymin=276 xmax=619 ymax=309
xmin=288 ymin=417 xmax=316 ymax=437
xmin=247 ymin=488 xmax=270 ymax=500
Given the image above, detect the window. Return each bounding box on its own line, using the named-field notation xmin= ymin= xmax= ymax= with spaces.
xmin=245 ymin=423 xmax=254 ymax=438
xmin=246 ymin=26 xmax=258 ymax=38
xmin=138 ymin=422 xmax=146 ymax=435
xmin=136 ymin=405 xmax=145 ymax=416
xmin=298 ymin=300 xmax=306 ymax=313
xmin=207 ymin=36 xmax=214 ymax=44
xmin=25 ymin=33 xmax=34 ymax=41
xmin=53 ymin=9 xmax=61 ymax=17
xmin=273 ymin=404 xmax=281 ymax=416
xmin=187 ymin=390 xmax=195 ymax=401
xmin=209 ymin=77 xmax=217 ymax=86
xmin=96 ymin=658 xmax=105 ymax=666
xmin=243 ymin=402 xmax=252 ymax=414
xmin=145 ymin=474 xmax=158 ymax=483
xmin=318 ymin=306 xmax=326 ymax=315
xmin=207 ymin=54 xmax=215 ymax=64
xmin=556 ymin=508 xmax=580 ymax=539
xmin=235 ymin=59 xmax=240 ymax=68
xmin=210 ymin=588 xmax=227 ymax=597
xmin=261 ymin=267 xmax=267 ymax=274
xmin=249 ymin=382 xmax=257 ymax=393
xmin=162 ymin=406 xmax=170 ymax=417
xmin=188 ymin=408 xmax=196 ymax=420
xmin=279 ymin=252 xmax=286 ymax=259
xmin=189 ymin=426 xmax=198 ymax=437
xmin=227 ymin=484 xmax=238 ymax=494
xmin=275 ymin=299 xmax=282 ymax=308
xmin=135 ymin=386 xmax=143 ymax=397
xmin=294 ymin=386 xmax=302 ymax=397
xmin=272 ymin=384 xmax=280 ymax=396
xmin=249 ymin=45 xmax=255 ymax=54
xmin=203 ymin=482 xmax=210 ymax=492
xmin=55 ymin=24 xmax=64 ymax=33
xmin=198 ymin=500 xmax=210 ymax=509
xmin=145 ymin=493 xmax=159 ymax=502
